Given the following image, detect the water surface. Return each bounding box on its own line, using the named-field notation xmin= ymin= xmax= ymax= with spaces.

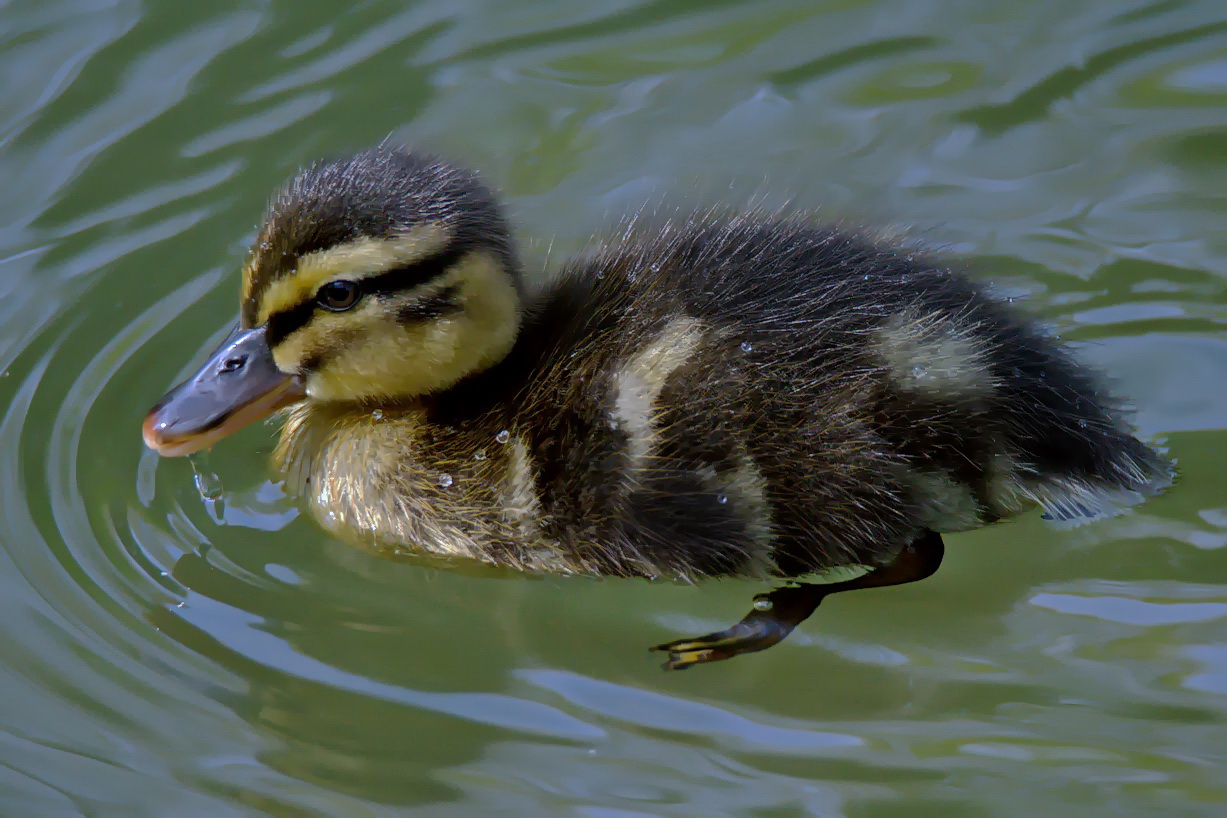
xmin=1 ymin=0 xmax=1225 ymax=815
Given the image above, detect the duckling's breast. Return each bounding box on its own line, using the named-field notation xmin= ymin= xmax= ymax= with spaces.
xmin=273 ymin=401 xmax=601 ymax=573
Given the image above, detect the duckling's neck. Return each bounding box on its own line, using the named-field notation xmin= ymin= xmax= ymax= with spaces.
xmin=276 ymin=395 xmax=447 ymax=485
xmin=271 ymin=398 xmax=564 ymax=569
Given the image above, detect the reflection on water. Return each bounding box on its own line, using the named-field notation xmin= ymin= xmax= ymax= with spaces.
xmin=0 ymin=0 xmax=1224 ymax=814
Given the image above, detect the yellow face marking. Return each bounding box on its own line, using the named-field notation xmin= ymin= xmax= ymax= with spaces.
xmin=253 ymin=223 xmax=450 ymax=327
xmin=271 ymin=249 xmax=520 ymax=402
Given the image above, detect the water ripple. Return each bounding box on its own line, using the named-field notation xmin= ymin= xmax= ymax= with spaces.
xmin=0 ymin=0 xmax=1223 ymax=814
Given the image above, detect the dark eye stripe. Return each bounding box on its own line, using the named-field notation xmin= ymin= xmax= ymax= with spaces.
xmin=362 ymin=242 xmax=467 ymax=296
xmin=263 ymin=242 xmax=468 ymax=348
xmin=397 ymin=283 xmax=464 ymax=323
xmin=265 ymin=299 xmax=317 ymax=349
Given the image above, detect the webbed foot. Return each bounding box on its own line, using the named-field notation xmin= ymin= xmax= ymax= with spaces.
xmin=651 ymin=586 xmax=825 ymax=670
xmin=650 ymin=531 xmax=946 ymax=670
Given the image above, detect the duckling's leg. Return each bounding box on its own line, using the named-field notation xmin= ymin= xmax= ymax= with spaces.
xmin=652 ymin=530 xmax=945 ymax=670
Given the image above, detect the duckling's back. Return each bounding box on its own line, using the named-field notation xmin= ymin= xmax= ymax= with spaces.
xmin=496 ymin=212 xmax=1170 ymax=579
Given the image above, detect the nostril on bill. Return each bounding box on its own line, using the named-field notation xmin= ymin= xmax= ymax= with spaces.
xmin=220 ymin=355 xmax=247 ymax=373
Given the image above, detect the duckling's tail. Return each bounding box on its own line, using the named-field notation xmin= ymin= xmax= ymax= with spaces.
xmin=1032 ymin=440 xmax=1173 ymax=528
xmin=990 ymin=328 xmax=1174 ymax=528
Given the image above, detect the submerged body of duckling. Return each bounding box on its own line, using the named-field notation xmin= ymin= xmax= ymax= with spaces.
xmin=144 ymin=146 xmax=1170 ymax=669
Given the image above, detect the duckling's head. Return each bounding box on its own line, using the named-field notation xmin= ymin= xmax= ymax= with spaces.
xmin=143 ymin=146 xmax=522 ymax=456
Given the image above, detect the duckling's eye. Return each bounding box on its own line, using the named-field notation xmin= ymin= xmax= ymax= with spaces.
xmin=317 ymin=280 xmax=361 ymax=311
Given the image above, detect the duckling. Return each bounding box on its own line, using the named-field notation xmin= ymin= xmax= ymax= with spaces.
xmin=143 ymin=145 xmax=1171 ymax=670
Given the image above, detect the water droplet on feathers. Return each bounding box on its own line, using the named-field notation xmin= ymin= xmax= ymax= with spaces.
xmin=371 ymin=409 xmax=383 ymax=420
xmin=437 ymin=473 xmax=453 ymax=488
xmin=716 ymin=494 xmax=728 ymax=505
xmin=740 ymin=341 xmax=753 ymax=353
xmin=911 ymin=364 xmax=929 ymax=378
xmin=474 ymin=449 xmax=487 ymax=461
xmin=495 ymin=430 xmax=510 ymax=444
xmin=753 ymin=598 xmax=773 ymax=611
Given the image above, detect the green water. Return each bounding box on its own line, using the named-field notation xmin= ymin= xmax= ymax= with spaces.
xmin=2 ymin=0 xmax=1225 ymax=814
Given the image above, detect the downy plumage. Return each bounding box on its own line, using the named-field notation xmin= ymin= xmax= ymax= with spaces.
xmin=144 ymin=146 xmax=1171 ymax=669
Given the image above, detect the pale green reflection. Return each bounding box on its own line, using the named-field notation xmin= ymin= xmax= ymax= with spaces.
xmin=0 ymin=0 xmax=1224 ymax=815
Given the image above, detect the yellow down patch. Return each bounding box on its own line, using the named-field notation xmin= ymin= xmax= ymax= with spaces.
xmin=253 ymin=223 xmax=451 ymax=326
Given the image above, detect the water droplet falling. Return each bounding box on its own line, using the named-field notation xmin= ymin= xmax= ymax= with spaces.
xmin=188 ymin=452 xmax=223 ymax=501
